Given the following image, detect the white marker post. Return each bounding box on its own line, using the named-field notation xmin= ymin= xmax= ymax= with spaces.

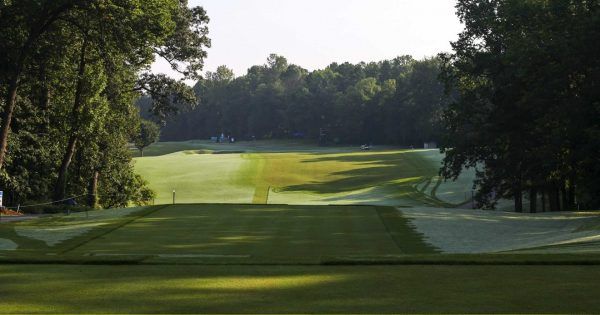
xmin=172 ymin=189 xmax=176 ymax=205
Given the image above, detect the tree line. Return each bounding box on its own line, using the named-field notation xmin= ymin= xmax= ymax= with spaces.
xmin=0 ymin=0 xmax=209 ymax=208
xmin=2 ymin=0 xmax=598 ymax=212
xmin=151 ymin=54 xmax=449 ymax=146
xmin=439 ymin=0 xmax=600 ymax=211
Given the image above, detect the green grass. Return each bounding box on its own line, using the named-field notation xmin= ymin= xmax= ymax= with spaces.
xmin=130 ymin=139 xmax=355 ymax=157
xmin=2 ymin=203 xmax=600 ymax=313
xmin=0 ymin=206 xmax=159 ymax=254
xmin=133 ymin=141 xmax=474 ymax=206
xmin=2 ymin=141 xmax=596 ymax=313
xmin=2 ymin=264 xmax=600 ymax=313
xmin=0 ymin=204 xmax=435 ymax=264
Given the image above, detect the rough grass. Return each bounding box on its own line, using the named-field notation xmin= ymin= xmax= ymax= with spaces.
xmin=2 ymin=264 xmax=600 ymax=313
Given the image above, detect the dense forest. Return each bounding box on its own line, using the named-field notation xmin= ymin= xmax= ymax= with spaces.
xmin=439 ymin=0 xmax=600 ymax=211
xmin=1 ymin=0 xmax=599 ymax=211
xmin=149 ymin=55 xmax=449 ymax=146
xmin=0 ymin=0 xmax=209 ymax=207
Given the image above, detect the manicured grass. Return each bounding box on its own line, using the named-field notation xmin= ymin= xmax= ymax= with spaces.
xmin=71 ymin=204 xmax=412 ymax=263
xmin=133 ymin=141 xmax=473 ymax=206
xmin=1 ymin=264 xmax=600 ymax=313
xmin=0 ymin=204 xmax=435 ymax=263
xmin=134 ymin=151 xmax=259 ymax=204
xmin=1 ymin=203 xmax=599 ymax=313
xmin=130 ymin=141 xmax=211 ymax=157
xmin=3 ymin=141 xmax=595 ymax=313
xmin=130 ymin=139 xmax=356 ymax=158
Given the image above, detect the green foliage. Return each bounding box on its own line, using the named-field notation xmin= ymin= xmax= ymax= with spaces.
xmin=439 ymin=0 xmax=600 ymax=210
xmin=0 ymin=0 xmax=210 ymax=207
xmin=132 ymin=119 xmax=160 ymax=156
xmin=156 ymin=55 xmax=448 ymax=146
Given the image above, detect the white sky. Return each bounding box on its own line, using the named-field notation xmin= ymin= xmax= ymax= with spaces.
xmin=152 ymin=0 xmax=463 ymax=80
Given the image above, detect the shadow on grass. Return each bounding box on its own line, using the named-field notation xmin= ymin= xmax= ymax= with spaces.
xmin=274 ymin=151 xmax=447 ymax=206
xmin=61 ymin=204 xmax=424 ymax=262
xmin=2 ymin=264 xmax=600 ymax=313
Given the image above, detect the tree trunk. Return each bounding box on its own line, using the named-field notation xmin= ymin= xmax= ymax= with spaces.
xmin=87 ymin=170 xmax=99 ymax=208
xmin=514 ymin=191 xmax=522 ymax=212
xmin=54 ymin=136 xmax=78 ymax=200
xmin=529 ymin=187 xmax=537 ymax=213
xmin=514 ymin=174 xmax=523 ymax=212
xmin=53 ymin=38 xmax=88 ymax=200
xmin=0 ymin=3 xmax=75 ymax=169
xmin=568 ymin=172 xmax=576 ymax=210
xmin=549 ymin=186 xmax=560 ymax=212
xmin=560 ymin=178 xmax=568 ymax=211
xmin=541 ymin=190 xmax=546 ymax=212
xmin=0 ymin=68 xmax=23 ymax=168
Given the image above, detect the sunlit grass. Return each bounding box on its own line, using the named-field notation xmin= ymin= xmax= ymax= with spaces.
xmin=1 ymin=264 xmax=600 ymax=313
xmin=133 ymin=141 xmax=474 ymax=206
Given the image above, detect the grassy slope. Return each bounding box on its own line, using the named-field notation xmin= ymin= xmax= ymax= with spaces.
xmin=401 ymin=207 xmax=600 ymax=253
xmin=0 ymin=206 xmax=157 ymax=255
xmin=134 ymin=151 xmax=258 ymax=204
xmin=134 ymin=141 xmax=471 ymax=206
xmin=1 ymin=264 xmax=600 ymax=313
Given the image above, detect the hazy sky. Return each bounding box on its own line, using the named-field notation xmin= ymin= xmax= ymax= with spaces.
xmin=152 ymin=0 xmax=463 ymax=79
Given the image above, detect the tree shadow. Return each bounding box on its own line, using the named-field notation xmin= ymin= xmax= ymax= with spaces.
xmin=2 ymin=264 xmax=599 ymax=313
xmin=277 ymin=151 xmax=439 ymax=196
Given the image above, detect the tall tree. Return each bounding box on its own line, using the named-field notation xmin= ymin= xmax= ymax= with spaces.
xmin=439 ymin=0 xmax=600 ymax=210
xmin=0 ymin=0 xmax=210 ymax=207
xmin=0 ymin=0 xmax=85 ymax=169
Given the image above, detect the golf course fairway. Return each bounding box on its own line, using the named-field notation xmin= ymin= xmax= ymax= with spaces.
xmin=133 ymin=140 xmax=475 ymax=206
xmin=1 ymin=141 xmax=598 ymax=313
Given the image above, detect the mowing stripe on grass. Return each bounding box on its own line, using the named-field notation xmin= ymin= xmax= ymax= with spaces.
xmin=252 ymin=185 xmax=270 ymax=204
xmin=58 ymin=205 xmax=170 ymax=254
xmin=375 ymin=206 xmax=438 ymax=254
